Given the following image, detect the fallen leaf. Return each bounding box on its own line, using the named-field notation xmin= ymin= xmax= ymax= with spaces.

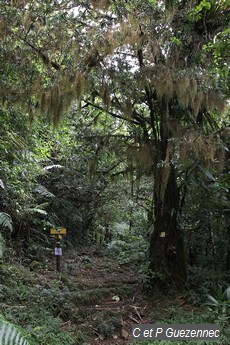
xmin=121 ymin=328 xmax=129 ymax=339
xmin=112 ymin=295 xmax=120 ymax=302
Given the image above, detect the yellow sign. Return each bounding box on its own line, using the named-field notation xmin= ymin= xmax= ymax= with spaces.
xmin=50 ymin=228 xmax=67 ymax=235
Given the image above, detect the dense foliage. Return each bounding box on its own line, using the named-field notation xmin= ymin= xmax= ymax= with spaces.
xmin=0 ymin=1 xmax=229 ymax=343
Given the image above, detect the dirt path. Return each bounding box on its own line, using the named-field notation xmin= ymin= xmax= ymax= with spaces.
xmin=29 ymin=245 xmax=198 ymax=344
xmin=1 ymin=245 xmax=202 ymax=344
xmin=60 ymin=246 xmax=149 ymax=344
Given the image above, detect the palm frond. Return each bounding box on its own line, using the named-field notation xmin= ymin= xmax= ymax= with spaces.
xmin=0 ymin=212 xmax=13 ymax=232
xmin=0 ymin=317 xmax=30 ymax=345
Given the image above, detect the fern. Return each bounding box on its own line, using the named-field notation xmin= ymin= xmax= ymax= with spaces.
xmin=0 ymin=212 xmax=13 ymax=232
xmin=0 ymin=233 xmax=4 ymax=259
xmin=25 ymin=203 xmax=49 ymax=216
xmin=42 ymin=164 xmax=63 ymax=171
xmin=25 ymin=208 xmax=47 ymax=216
xmin=0 ymin=316 xmax=30 ymax=345
xmin=35 ymin=185 xmax=55 ymax=198
xmin=0 ymin=179 xmax=4 ymax=189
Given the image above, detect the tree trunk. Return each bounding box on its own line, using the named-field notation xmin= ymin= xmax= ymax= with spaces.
xmin=149 ymin=98 xmax=186 ymax=290
xmin=149 ymin=162 xmax=186 ymax=290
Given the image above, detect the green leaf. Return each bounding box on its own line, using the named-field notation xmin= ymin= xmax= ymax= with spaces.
xmin=170 ymin=37 xmax=182 ymax=46
xmin=0 ymin=212 xmax=13 ymax=232
xmin=207 ymin=294 xmax=219 ymax=306
xmin=205 ymin=171 xmax=215 ymax=181
xmin=112 ymin=295 xmax=120 ymax=302
xmin=224 ymin=287 xmax=230 ymax=301
xmin=196 ymin=0 xmax=211 ymax=12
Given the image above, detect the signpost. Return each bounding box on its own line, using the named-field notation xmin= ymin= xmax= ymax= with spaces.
xmin=50 ymin=228 xmax=67 ymax=235
xmin=50 ymin=228 xmax=67 ymax=273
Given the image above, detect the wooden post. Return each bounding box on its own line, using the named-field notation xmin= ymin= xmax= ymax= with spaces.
xmin=56 ymin=237 xmax=61 ymax=273
xmin=50 ymin=228 xmax=66 ymax=273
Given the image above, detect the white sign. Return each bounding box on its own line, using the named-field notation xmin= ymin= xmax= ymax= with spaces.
xmin=55 ymin=248 xmax=62 ymax=256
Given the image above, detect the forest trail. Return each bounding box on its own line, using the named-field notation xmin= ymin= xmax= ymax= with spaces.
xmin=1 ymin=245 xmax=200 ymax=345
xmin=38 ymin=245 xmax=196 ymax=345
xmin=50 ymin=245 xmax=150 ymax=344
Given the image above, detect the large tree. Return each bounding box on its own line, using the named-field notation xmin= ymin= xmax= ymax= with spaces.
xmin=0 ymin=0 xmax=228 ymax=288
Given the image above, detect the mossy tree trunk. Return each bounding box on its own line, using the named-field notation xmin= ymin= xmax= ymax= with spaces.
xmin=149 ymin=161 xmax=186 ymax=290
xmin=149 ymin=98 xmax=186 ymax=290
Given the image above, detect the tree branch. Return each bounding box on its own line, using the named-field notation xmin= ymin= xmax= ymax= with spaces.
xmin=19 ymin=36 xmax=61 ymax=70
xmin=83 ymin=100 xmax=140 ymax=125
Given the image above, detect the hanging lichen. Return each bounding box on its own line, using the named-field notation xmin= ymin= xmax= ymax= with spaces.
xmin=21 ymin=10 xmax=32 ymax=27
xmin=207 ymin=91 xmax=227 ymax=114
xmin=10 ymin=0 xmax=26 ymax=8
xmin=40 ymin=91 xmax=50 ymax=115
xmin=102 ymin=82 xmax=110 ymax=109
xmin=50 ymin=84 xmax=63 ymax=124
xmin=166 ymin=116 xmax=180 ymax=136
xmin=106 ymin=30 xmax=119 ymax=52
xmin=178 ymin=131 xmax=220 ymax=170
xmin=124 ymin=98 xmax=133 ymax=118
xmin=73 ymin=72 xmax=87 ymax=102
xmin=39 ymin=83 xmax=64 ymax=125
xmin=188 ymin=77 xmax=198 ymax=106
xmin=126 ymin=143 xmax=154 ymax=175
xmin=191 ymin=90 xmax=204 ymax=118
xmin=154 ymin=70 xmax=167 ymax=99
xmin=175 ymin=74 xmax=190 ymax=107
xmin=146 ymin=41 xmax=161 ymax=63
xmin=91 ymin=0 xmax=110 ymax=11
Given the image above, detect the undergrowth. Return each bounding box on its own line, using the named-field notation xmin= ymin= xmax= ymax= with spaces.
xmin=0 ymin=264 xmax=80 ymax=345
xmin=0 ymin=246 xmax=229 ymax=345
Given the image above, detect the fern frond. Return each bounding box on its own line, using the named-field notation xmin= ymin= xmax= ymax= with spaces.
xmin=25 ymin=208 xmax=47 ymax=215
xmin=35 ymin=185 xmax=55 ymax=198
xmin=25 ymin=202 xmax=49 ymax=215
xmin=0 ymin=233 xmax=4 ymax=259
xmin=42 ymin=164 xmax=63 ymax=171
xmin=0 ymin=317 xmax=30 ymax=345
xmin=0 ymin=179 xmax=4 ymax=189
xmin=0 ymin=212 xmax=13 ymax=232
xmin=6 ymin=132 xmax=26 ymax=150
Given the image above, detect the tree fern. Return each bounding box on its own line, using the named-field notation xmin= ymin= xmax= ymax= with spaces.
xmin=0 ymin=316 xmax=30 ymax=345
xmin=0 ymin=213 xmax=13 ymax=232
